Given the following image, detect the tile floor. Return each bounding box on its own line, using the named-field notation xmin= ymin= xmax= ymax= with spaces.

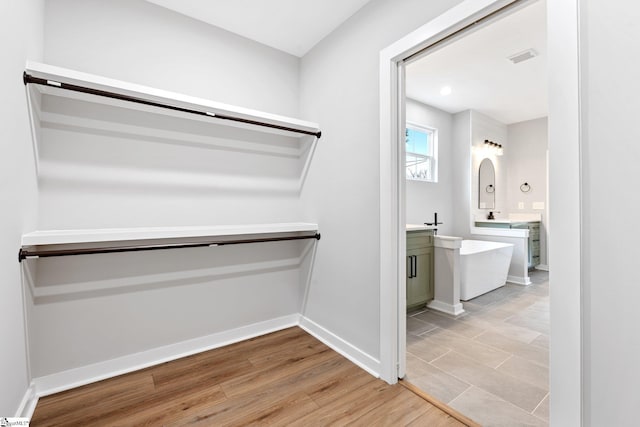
xmin=406 ymin=270 xmax=549 ymax=426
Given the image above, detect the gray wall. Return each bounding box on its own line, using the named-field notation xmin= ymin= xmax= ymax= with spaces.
xmin=506 ymin=117 xmax=548 ymax=266
xmin=405 ymin=99 xmax=454 ymax=234
xmin=470 ymin=111 xmax=508 ymax=225
xmin=581 ymin=2 xmax=640 ymax=425
xmin=0 ymin=0 xmax=44 ymax=415
xmin=451 ymin=109 xmax=508 ymax=238
xmin=452 ymin=110 xmax=472 ymax=237
xmin=11 ymin=1 xmax=640 ymax=423
xmin=44 ymin=0 xmax=299 ymax=117
xmin=26 ymin=0 xmax=308 ymax=379
xmin=299 ymin=0 xmax=464 ymax=360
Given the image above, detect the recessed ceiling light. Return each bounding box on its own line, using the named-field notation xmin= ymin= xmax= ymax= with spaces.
xmin=440 ymin=86 xmax=452 ymax=96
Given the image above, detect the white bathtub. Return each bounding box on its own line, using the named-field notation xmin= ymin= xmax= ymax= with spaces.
xmin=460 ymin=240 xmax=514 ymax=301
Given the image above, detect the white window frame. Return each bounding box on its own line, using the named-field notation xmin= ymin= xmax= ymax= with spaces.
xmin=405 ymin=122 xmax=438 ymax=182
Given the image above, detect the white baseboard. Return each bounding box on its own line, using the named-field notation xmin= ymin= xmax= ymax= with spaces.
xmin=507 ymin=275 xmax=532 ymax=286
xmin=535 ymin=264 xmax=549 ymax=271
xmin=32 ymin=314 xmax=299 ymax=398
xmin=15 ymin=382 xmax=38 ymax=419
xmin=298 ymin=316 xmax=380 ymax=378
xmin=27 ymin=313 xmax=380 ymax=408
xmin=427 ymin=299 xmax=465 ymax=316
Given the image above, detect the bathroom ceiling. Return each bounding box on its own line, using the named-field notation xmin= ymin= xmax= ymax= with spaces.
xmin=406 ymin=1 xmax=547 ymax=124
xmin=145 ymin=0 xmax=373 ymax=57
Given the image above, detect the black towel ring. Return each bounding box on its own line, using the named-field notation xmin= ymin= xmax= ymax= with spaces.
xmin=520 ymin=182 xmax=531 ymax=192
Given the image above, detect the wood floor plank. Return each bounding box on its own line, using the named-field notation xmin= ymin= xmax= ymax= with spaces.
xmin=177 ymin=391 xmax=320 ymax=427
xmin=220 ymin=343 xmax=337 ymax=398
xmin=31 ymin=327 xmax=470 ymax=427
xmin=405 ymin=405 xmax=467 ymax=427
xmin=247 ymin=332 xmax=327 ymax=368
xmin=30 ymin=371 xmax=155 ymax=427
xmin=305 ymin=363 xmax=380 ymax=407
xmin=165 ymin=384 xmax=318 ymax=426
xmin=218 ymin=327 xmax=310 ymax=361
xmin=345 ymin=391 xmax=439 ymax=426
xmin=151 ymin=350 xmax=253 ymax=392
xmin=288 ymin=377 xmax=405 ymax=426
xmin=84 ymin=385 xmax=227 ymax=427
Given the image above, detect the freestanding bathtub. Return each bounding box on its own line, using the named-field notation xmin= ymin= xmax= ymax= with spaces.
xmin=460 ymin=240 xmax=514 ymax=301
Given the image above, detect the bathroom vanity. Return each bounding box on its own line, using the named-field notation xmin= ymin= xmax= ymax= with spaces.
xmin=406 ymin=227 xmax=435 ymax=311
xmin=474 ymin=220 xmax=540 ymax=269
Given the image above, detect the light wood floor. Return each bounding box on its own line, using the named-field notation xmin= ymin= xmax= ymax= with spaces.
xmin=31 ymin=327 xmax=470 ymax=426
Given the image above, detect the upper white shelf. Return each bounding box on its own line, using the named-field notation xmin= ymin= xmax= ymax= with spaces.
xmin=24 ymin=61 xmax=321 ymax=139
xmin=21 ymin=223 xmax=319 ymax=246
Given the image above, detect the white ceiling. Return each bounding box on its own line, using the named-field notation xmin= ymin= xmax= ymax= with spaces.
xmin=146 ymin=0 xmax=373 ymax=57
xmin=406 ymin=1 xmax=547 ymax=124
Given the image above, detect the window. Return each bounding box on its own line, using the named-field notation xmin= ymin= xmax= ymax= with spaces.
xmin=405 ymin=123 xmax=437 ymax=182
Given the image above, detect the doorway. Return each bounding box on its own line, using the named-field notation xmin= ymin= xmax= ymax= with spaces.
xmin=378 ymin=0 xmax=582 ymax=425
xmin=403 ymin=2 xmax=550 ymax=424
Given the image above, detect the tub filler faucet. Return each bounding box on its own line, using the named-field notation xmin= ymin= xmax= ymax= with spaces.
xmin=424 ymin=212 xmax=443 ymax=235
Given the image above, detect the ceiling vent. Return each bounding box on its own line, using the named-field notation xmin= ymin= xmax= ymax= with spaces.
xmin=507 ymin=49 xmax=538 ymax=64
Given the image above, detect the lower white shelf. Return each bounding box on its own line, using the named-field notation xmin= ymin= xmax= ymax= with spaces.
xmin=19 ymin=223 xmax=320 ymax=261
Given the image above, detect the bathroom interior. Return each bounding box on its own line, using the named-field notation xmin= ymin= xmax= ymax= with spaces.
xmin=403 ymin=1 xmax=550 ymax=425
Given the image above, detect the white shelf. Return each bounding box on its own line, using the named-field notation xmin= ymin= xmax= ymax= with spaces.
xmin=25 ymin=61 xmax=320 ymax=138
xmin=22 ymin=223 xmax=319 ymax=247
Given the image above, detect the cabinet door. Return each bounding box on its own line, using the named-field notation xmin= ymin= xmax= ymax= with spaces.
xmin=406 ymin=246 xmax=433 ymax=310
xmin=419 ymin=246 xmax=434 ymax=302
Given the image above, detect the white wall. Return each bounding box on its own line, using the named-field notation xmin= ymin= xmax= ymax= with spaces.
xmin=23 ymin=0 xmax=311 ymax=383
xmin=34 ymin=96 xmax=307 ymax=230
xmin=299 ymin=0 xmax=464 ymax=362
xmin=44 ymin=0 xmax=299 ymax=117
xmin=0 ymin=0 xmax=44 ymax=415
xmin=581 ymin=2 xmax=640 ymax=425
xmin=547 ymin=0 xmax=582 ymax=423
xmin=452 ymin=110 xmax=472 ymax=237
xmin=453 ymin=111 xmax=544 ymax=283
xmin=451 ymin=109 xmax=508 ymax=238
xmin=506 ymin=117 xmax=548 ymax=266
xmin=405 ymin=99 xmax=454 ymax=234
xmin=470 ymin=111 xmax=508 ymax=224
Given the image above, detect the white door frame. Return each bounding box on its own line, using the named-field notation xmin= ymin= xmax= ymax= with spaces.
xmin=378 ymin=0 xmax=583 ymax=425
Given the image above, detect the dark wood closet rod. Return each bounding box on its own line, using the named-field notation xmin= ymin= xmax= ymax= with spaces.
xmin=23 ymin=72 xmax=322 ymax=138
xmin=18 ymin=232 xmax=321 ymax=262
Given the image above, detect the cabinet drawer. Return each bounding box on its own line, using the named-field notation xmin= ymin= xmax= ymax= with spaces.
xmin=407 ymin=231 xmax=434 ymax=249
xmin=531 ymin=240 xmax=541 ymax=252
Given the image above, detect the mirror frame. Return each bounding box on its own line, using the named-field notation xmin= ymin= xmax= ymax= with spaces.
xmin=478 ymin=158 xmax=495 ymax=209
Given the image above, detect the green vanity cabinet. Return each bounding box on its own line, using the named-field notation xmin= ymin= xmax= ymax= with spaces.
xmin=512 ymin=222 xmax=541 ymax=268
xmin=406 ymin=230 xmax=434 ymax=311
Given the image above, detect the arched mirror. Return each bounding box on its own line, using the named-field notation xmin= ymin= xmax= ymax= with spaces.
xmin=479 ymin=158 xmax=495 ymax=209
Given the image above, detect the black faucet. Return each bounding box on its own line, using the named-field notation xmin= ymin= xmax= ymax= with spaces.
xmin=424 ymin=212 xmax=443 ymax=235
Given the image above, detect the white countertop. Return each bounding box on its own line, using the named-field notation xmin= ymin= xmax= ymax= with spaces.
xmin=406 ymin=224 xmax=437 ymax=232
xmin=475 ymin=213 xmax=542 ymax=223
xmin=475 ymin=219 xmax=540 ymax=224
